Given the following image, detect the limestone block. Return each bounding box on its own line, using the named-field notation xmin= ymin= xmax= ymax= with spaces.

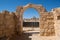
xmin=40 ymin=25 xmax=44 ymax=29
xmin=0 ymin=11 xmax=19 ymax=38
xmin=49 ymin=26 xmax=54 ymax=29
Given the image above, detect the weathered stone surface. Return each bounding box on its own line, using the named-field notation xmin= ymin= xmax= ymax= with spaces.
xmin=16 ymin=4 xmax=55 ymax=36
xmin=1 ymin=4 xmax=60 ymax=40
xmin=0 ymin=11 xmax=18 ymax=40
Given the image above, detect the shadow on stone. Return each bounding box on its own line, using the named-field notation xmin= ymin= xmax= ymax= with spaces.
xmin=10 ymin=33 xmax=32 ymax=40
xmin=0 ymin=36 xmax=7 ymax=40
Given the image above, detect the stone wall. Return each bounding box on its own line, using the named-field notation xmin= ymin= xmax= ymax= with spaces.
xmin=0 ymin=11 xmax=18 ymax=37
xmin=52 ymin=8 xmax=60 ymax=36
xmin=0 ymin=4 xmax=57 ymax=37
xmin=16 ymin=4 xmax=55 ymax=36
xmin=40 ymin=12 xmax=55 ymax=36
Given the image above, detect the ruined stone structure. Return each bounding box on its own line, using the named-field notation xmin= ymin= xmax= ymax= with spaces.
xmin=23 ymin=17 xmax=39 ymax=27
xmin=0 ymin=11 xmax=18 ymax=40
xmin=16 ymin=4 xmax=55 ymax=36
xmin=52 ymin=8 xmax=60 ymax=36
xmin=23 ymin=17 xmax=39 ymax=22
xmin=0 ymin=4 xmax=60 ymax=40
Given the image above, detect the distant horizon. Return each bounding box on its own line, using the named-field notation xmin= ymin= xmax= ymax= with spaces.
xmin=23 ymin=15 xmax=39 ymax=19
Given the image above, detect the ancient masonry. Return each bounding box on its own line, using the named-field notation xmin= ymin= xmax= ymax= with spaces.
xmin=16 ymin=4 xmax=55 ymax=36
xmin=0 ymin=4 xmax=60 ymax=40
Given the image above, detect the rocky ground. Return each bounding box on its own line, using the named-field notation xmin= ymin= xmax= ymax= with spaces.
xmin=0 ymin=27 xmax=60 ymax=40
xmin=22 ymin=27 xmax=60 ymax=40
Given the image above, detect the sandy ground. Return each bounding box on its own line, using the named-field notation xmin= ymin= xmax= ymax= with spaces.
xmin=23 ymin=27 xmax=60 ymax=40
xmin=9 ymin=27 xmax=60 ymax=40
xmin=23 ymin=27 xmax=40 ymax=40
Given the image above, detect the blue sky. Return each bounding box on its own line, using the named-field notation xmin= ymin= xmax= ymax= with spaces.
xmin=23 ymin=8 xmax=40 ymax=18
xmin=0 ymin=0 xmax=60 ymax=18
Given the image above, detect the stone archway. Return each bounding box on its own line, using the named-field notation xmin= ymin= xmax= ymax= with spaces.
xmin=16 ymin=4 xmax=55 ymax=36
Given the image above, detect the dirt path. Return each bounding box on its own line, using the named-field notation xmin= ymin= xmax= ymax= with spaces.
xmin=10 ymin=27 xmax=40 ymax=40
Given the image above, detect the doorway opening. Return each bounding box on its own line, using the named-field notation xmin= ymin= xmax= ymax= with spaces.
xmin=23 ymin=8 xmax=40 ymax=31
